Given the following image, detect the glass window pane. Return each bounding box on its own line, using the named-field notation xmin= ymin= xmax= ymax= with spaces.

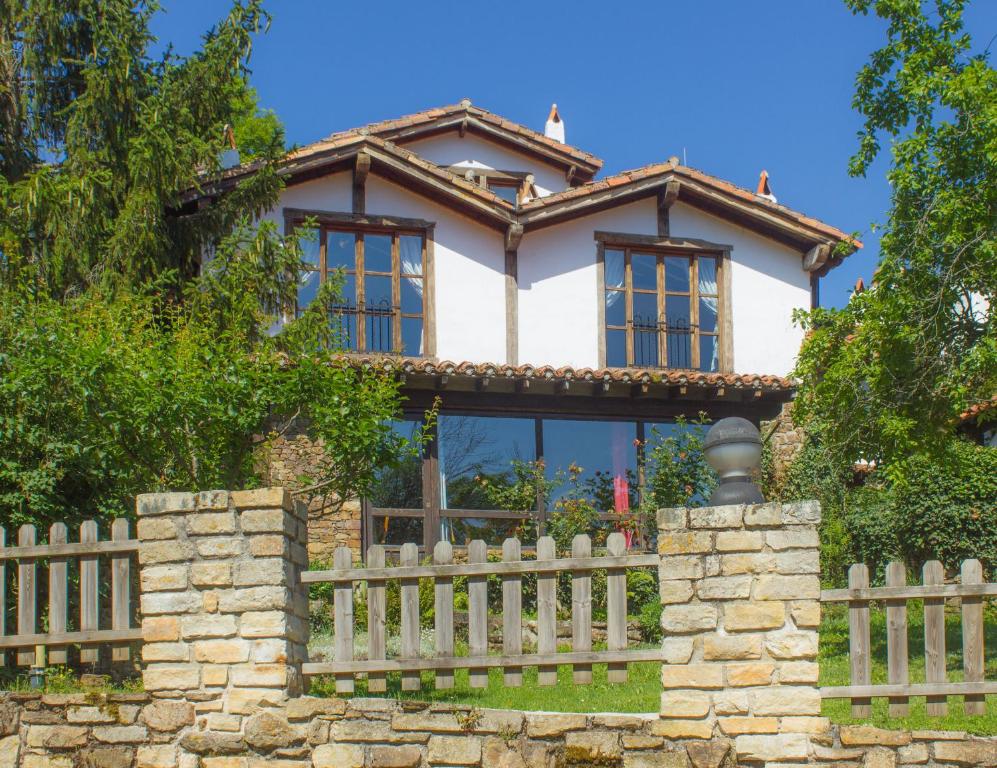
xmin=632 ymin=292 xmax=658 ymax=325
xmin=700 ymin=297 xmax=718 ymax=333
xmin=542 ymin=420 xmax=639 ymax=516
xmin=399 ymin=235 xmax=423 ymax=277
xmin=366 ymin=314 xmax=392 ymax=352
xmin=369 ymin=419 xmax=423 ymax=508
xmin=364 ymin=234 xmax=392 ymax=273
xmin=331 ymin=308 xmax=357 ymax=350
xmin=489 ymin=184 xmax=518 ymax=204
xmin=632 ymin=253 xmax=657 ymax=291
xmin=439 ymin=415 xmax=536 ymax=514
xmin=666 ymin=294 xmax=691 ymax=329
xmin=327 ymin=231 xmax=355 ymax=271
xmin=401 ymin=317 xmax=423 ymax=356
xmin=605 ymin=249 xmax=625 ymax=291
xmin=606 ymin=329 xmax=627 ymax=367
xmin=700 ymin=335 xmax=719 ymax=372
xmin=298 ymin=228 xmax=320 ymax=266
xmin=365 ymin=275 xmax=392 ymax=310
xmin=401 ymin=276 xmax=423 ymax=315
xmin=444 ymin=517 xmax=527 ymax=547
xmin=329 ymin=273 xmax=355 ymax=309
xmin=605 ymin=290 xmax=625 ymax=327
xmin=371 ymin=516 xmax=423 ymax=546
xmin=296 ymin=270 xmax=320 ymax=314
xmin=698 ymin=256 xmax=717 ymax=295
xmin=665 ymin=256 xmax=690 ymax=293
xmin=633 ymin=325 xmax=659 ymax=368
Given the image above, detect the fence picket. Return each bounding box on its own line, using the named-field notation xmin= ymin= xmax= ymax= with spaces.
xmin=433 ymin=541 xmax=455 ymax=690
xmin=0 ymin=528 xmax=5 ymax=666
xmin=884 ymin=561 xmax=909 ymax=717
xmin=333 ymin=546 xmax=354 ymax=694
xmin=848 ymin=563 xmax=871 ymax=717
xmin=400 ymin=542 xmax=421 ymax=691
xmin=536 ymin=536 xmax=557 ymax=686
xmin=111 ymin=519 xmax=131 ymax=662
xmin=961 ymin=559 xmax=985 ymax=715
xmin=923 ymin=560 xmax=947 ymax=716
xmin=502 ymin=537 xmax=523 ymax=687
xmin=79 ymin=520 xmax=99 ymax=665
xmin=17 ymin=525 xmax=37 ymax=667
xmin=571 ymin=534 xmax=592 ymax=684
xmin=468 ymin=539 xmax=488 ymax=689
xmin=606 ymin=532 xmax=628 ymax=683
xmin=48 ymin=523 xmax=69 ymax=665
xmin=366 ymin=545 xmax=387 ymax=693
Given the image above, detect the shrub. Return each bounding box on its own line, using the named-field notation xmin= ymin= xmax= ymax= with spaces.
xmin=637 ymin=601 xmax=662 ymax=644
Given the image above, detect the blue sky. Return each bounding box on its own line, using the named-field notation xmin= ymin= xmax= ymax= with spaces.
xmin=153 ymin=0 xmax=995 ymax=308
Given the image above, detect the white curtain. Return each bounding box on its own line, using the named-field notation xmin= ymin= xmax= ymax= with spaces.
xmin=605 ymin=251 xmax=625 ymax=307
xmin=400 ymin=236 xmax=423 ymax=298
xmin=698 ymin=259 xmax=719 ymax=371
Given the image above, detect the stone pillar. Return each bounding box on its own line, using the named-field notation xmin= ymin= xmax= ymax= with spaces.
xmin=657 ymin=501 xmax=825 ymax=761
xmin=136 ymin=488 xmax=309 ymax=716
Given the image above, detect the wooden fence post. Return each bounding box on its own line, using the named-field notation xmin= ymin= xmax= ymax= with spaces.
xmin=17 ymin=525 xmax=36 ymax=667
xmin=467 ymin=539 xmax=488 ymax=689
xmin=961 ymin=559 xmax=985 ymax=715
xmin=333 ymin=546 xmax=355 ymax=694
xmin=923 ymin=560 xmax=947 ymax=716
xmin=606 ymin=532 xmax=628 ymax=684
xmin=502 ymin=537 xmax=522 ymax=687
xmin=885 ymin=560 xmax=909 ymax=717
xmin=367 ymin=545 xmax=387 ymax=694
xmin=536 ymin=536 xmax=557 ymax=686
xmin=0 ymin=528 xmax=5 ymax=667
xmin=571 ymin=534 xmax=593 ymax=685
xmin=848 ymin=562 xmax=871 ymax=718
xmin=111 ymin=518 xmax=131 ymax=663
xmin=433 ymin=540 xmax=455 ymax=690
xmin=400 ymin=542 xmax=421 ymax=691
xmin=48 ymin=523 xmax=69 ymax=666
xmin=79 ymin=520 xmax=99 ymax=665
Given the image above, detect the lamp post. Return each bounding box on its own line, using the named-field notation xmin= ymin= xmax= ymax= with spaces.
xmin=704 ymin=417 xmax=765 ymax=505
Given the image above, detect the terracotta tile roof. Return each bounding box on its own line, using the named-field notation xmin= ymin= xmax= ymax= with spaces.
xmin=959 ymin=395 xmax=997 ymax=424
xmin=339 ymin=355 xmax=794 ymax=391
xmin=521 ymin=160 xmax=861 ymax=249
xmin=302 ymin=100 xmax=602 ymax=172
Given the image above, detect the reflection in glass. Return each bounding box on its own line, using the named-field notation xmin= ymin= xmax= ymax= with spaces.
xmin=401 ymin=276 xmax=423 ymax=315
xmin=700 ymin=297 xmax=718 ymax=333
xmin=296 ymin=271 xmax=320 ymax=314
xmin=698 ymin=256 xmax=717 ymax=294
xmin=606 ymin=329 xmax=627 ymax=367
xmin=631 ymin=253 xmax=656 ymax=290
xmin=327 ymin=232 xmax=355 ymax=270
xmin=369 ymin=419 xmax=423 ymax=509
xmin=665 ymin=256 xmax=690 ymax=293
xmin=365 ymin=234 xmax=392 ymax=273
xmin=401 ymin=317 xmax=423 ymax=355
xmin=700 ymin=335 xmax=719 ymax=372
xmin=372 ymin=516 xmax=423 ymax=546
xmin=489 ymin=184 xmax=519 ymax=204
xmin=299 ymin=228 xmax=320 ymax=266
xmin=543 ymin=420 xmax=638 ymax=511
xmin=605 ymin=249 xmax=625 ymax=290
xmin=606 ymin=290 xmax=625 ymax=327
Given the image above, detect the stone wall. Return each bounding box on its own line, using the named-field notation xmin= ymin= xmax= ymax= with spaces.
xmin=761 ymin=401 xmax=806 ymax=491
xmin=262 ymin=428 xmax=362 ymax=563
xmin=3 ymin=691 xmax=997 ymax=768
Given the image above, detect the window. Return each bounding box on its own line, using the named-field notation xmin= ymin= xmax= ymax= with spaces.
xmin=486 ymin=179 xmax=521 ymax=205
xmin=293 ymin=222 xmax=428 ymax=356
xmin=603 ymin=243 xmax=725 ymax=371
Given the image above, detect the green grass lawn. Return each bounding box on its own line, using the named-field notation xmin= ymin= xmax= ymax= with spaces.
xmin=308 ymin=604 xmax=997 ymax=733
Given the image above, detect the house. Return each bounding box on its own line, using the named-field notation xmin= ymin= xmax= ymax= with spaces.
xmin=204 ymin=99 xmax=860 ymax=559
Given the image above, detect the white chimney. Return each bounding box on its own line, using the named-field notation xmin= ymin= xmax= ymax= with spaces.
xmin=544 ymin=104 xmax=564 ymax=143
xmin=755 ymin=170 xmax=777 ymax=204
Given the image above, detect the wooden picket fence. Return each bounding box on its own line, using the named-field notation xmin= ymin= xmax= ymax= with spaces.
xmin=300 ymin=532 xmax=661 ymax=693
xmin=820 ymin=559 xmax=997 ymax=716
xmin=0 ymin=519 xmax=141 ymax=667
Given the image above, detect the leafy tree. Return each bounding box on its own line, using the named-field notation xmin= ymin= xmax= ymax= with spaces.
xmin=793 ymin=0 xmax=995 ymax=468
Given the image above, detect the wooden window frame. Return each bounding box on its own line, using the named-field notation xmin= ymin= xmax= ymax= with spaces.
xmin=284 ymin=209 xmax=437 ymax=358
xmin=595 ymin=231 xmax=733 ymax=373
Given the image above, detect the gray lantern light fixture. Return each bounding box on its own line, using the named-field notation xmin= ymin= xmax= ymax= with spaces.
xmin=704 ymin=417 xmax=765 ymax=505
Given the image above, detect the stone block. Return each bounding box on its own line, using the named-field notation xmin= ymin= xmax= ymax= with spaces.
xmin=91 ymin=725 xmax=148 ymax=743
xmin=141 ymin=701 xmax=195 ymax=732
xmin=179 ymin=731 xmax=247 ymax=756
xmin=713 ymin=691 xmax=749 ymax=716
xmin=660 ymin=580 xmax=694 ymax=604
xmin=897 ymin=743 xmax=928 ymax=764
xmin=649 ymin=719 xmax=714 ymax=739
xmin=743 ymin=503 xmax=783 ymax=527
xmin=764 ymin=631 xmax=819 ymax=660
xmin=141 ymin=591 xmax=201 ymax=615
xmin=233 ymin=558 xmax=289 ymax=587
xmin=779 ymin=661 xmax=820 ymax=684
xmin=191 ymin=562 xmax=233 ymax=587
xmin=660 ymin=690 xmax=711 ymax=719
xmin=285 ymin=697 xmax=347 ymax=721
xmin=369 ymin=746 xmax=423 ymax=768
xmin=142 ymin=665 xmax=200 ymax=691
xmin=78 ymin=747 xmax=135 ymax=768
xmin=196 ymin=490 xmax=229 ymax=509
xmin=143 ymin=617 xmax=180 ymax=643
xmin=252 ymin=638 xmax=290 ymax=663
xmin=717 ymin=717 xmax=779 ymax=735
xmin=241 ymin=508 xmax=295 ymax=534
xmin=697 ymin=576 xmax=752 ymax=600
xmin=203 ymin=666 xmax=229 ymax=687
xmin=866 ymin=747 xmax=898 ymax=768
xmin=139 ymin=540 xmax=195 ymax=565
xmin=703 ymin=635 xmax=762 ymax=661
xmin=138 ymin=492 xmax=195 ymax=516
xmin=0 ymin=735 xmax=18 ymax=768
xmin=766 ymin=529 xmax=820 ymax=551
xmin=525 ymin=713 xmax=587 ymax=738
xmin=774 ymin=551 xmax=820 ymax=575
xmin=194 ymin=640 xmax=251 ymax=664
xmin=240 ymin=611 xmax=290 ymax=638
xmin=658 ymin=556 xmax=704 ymax=580
xmin=750 ymin=687 xmax=822 ymax=716
xmin=187 ymin=512 xmax=236 ymax=536
xmin=735 ymin=733 xmax=809 ymax=762
xmin=662 ymin=637 xmax=695 ymax=664
xmin=657 ymin=508 xmax=688 ymax=530
xmin=218 ymin=587 xmax=291 ymax=614
xmin=137 ymin=518 xmax=179 ymax=541
xmin=661 ymin=664 xmax=724 ymax=689
xmin=723 ymin=601 xmax=785 ymax=631
xmin=622 ymin=733 xmax=665 ymax=750
xmin=658 ymin=532 xmax=714 ymax=555
xmin=428 ymin=735 xmax=483 ymax=765
xmin=725 ymin=663 xmax=775 ymax=687
xmin=181 ymin=614 xmax=238 ymax=640
xmin=781 ymin=500 xmax=820 ymax=524
xmin=66 ymin=706 xmax=118 ymax=724
xmin=790 ymin=600 xmax=821 ymax=628
xmin=689 ymin=504 xmax=744 ymax=529
xmin=715 ymin=531 xmax=764 ymax=552
xmin=720 ymin=553 xmax=776 ymax=576
xmin=225 ymin=688 xmax=286 ymax=715
xmin=27 ymin=725 xmax=89 ymax=748
xmin=839 ymin=727 xmax=911 ymax=747
xmin=250 ymin=535 xmax=288 ymax=557
xmin=136 ymin=745 xmax=177 ymax=768
xmin=661 ymin=604 xmax=718 ymax=633
xmin=196 ymin=538 xmax=244 ymax=558
xmin=312 ymin=744 xmax=364 ymax=768
xmin=142 ymin=643 xmax=190 ymax=663
xmin=243 ymin=711 xmax=298 ymax=751
xmin=230 ymin=663 xmax=290 ymax=688
xmin=778 ymin=717 xmax=831 ymax=736
xmin=231 ymin=488 xmax=291 ymax=509
xmin=564 ymin=732 xmax=621 ymax=763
